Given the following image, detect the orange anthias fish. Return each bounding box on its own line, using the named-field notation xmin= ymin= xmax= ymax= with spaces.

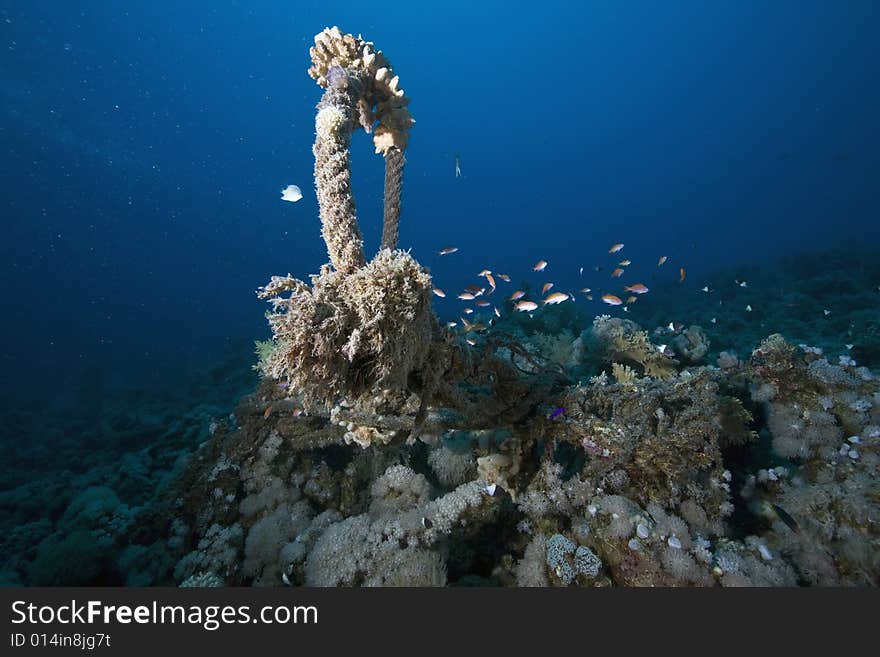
xmin=475 ymin=299 xmax=491 ymax=307
xmin=543 ymin=292 xmax=570 ymax=305
xmin=510 ymin=290 xmax=526 ymax=301
xmin=601 ymin=294 xmax=623 ymax=306
xmin=263 ymin=405 xmax=274 ymax=419
xmin=497 ymin=273 xmax=511 ymax=282
xmin=438 ymin=246 xmax=459 ymax=255
xmin=485 ymin=273 xmax=496 ymax=290
xmin=542 ymin=282 xmax=554 ymax=294
xmin=533 ymin=259 xmax=548 ymax=272
xmin=657 ymin=256 xmax=667 ymax=266
xmin=626 ymin=296 xmax=638 ymax=304
xmin=609 ymin=243 xmax=624 ymax=253
xmin=514 ymin=300 xmax=538 ymax=312
xmin=458 ymin=292 xmax=476 ymax=300
xmin=432 ymin=288 xmax=446 ymax=298
xmin=478 ymin=269 xmax=492 ymax=277
xmin=679 ymin=267 xmax=686 ymax=283
xmin=464 ymin=285 xmax=484 ymax=296
xmin=624 ymin=283 xmax=649 ymax=294
xmin=611 ymin=268 xmax=624 ymax=278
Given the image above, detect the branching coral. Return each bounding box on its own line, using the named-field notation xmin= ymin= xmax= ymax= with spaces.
xmin=591 ymin=315 xmax=677 ymax=379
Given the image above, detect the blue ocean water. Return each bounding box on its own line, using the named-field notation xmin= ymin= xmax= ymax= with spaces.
xmin=1 ymin=2 xmax=878 ymax=586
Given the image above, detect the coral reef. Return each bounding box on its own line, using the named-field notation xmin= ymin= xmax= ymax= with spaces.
xmin=5 ymin=29 xmax=878 ymax=590
xmin=153 ymin=323 xmax=876 ymax=587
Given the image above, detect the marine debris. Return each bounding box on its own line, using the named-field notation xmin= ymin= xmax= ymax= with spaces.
xmin=256 ymin=26 xmax=559 ymax=450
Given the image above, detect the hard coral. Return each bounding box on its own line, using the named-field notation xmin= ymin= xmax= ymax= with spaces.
xmin=591 ymin=315 xmax=677 ymax=379
xmin=308 ymin=26 xmax=414 ymax=155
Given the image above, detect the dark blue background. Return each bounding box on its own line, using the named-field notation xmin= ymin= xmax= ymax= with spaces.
xmin=2 ymin=1 xmax=878 ymax=402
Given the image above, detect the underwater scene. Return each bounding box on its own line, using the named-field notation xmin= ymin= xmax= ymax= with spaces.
xmin=1 ymin=2 xmax=879 ymax=587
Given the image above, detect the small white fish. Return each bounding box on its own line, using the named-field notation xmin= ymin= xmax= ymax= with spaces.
xmin=280 ymin=184 xmax=303 ymax=202
xmin=485 ymin=483 xmax=497 ymax=496
xmin=667 ymin=322 xmax=675 ymax=331
xmin=746 ymin=304 xmax=752 ymax=312
xmin=710 ymin=317 xmax=717 ymax=324
xmin=701 ymin=286 xmax=710 ymax=293
xmin=622 ymin=306 xmax=629 ymax=312
xmin=823 ymin=309 xmax=831 ymax=316
xmin=579 ymin=266 xmax=584 ymax=276
xmin=494 ymin=306 xmax=501 ymax=318
xmin=658 ymin=344 xmax=668 ymax=354
xmin=846 ymin=344 xmax=854 ymax=350
xmin=438 ymin=246 xmax=459 ymax=255
xmin=738 ymin=280 xmax=747 ymax=287
xmin=447 ymin=321 xmax=457 ymax=328
xmin=432 ymin=288 xmax=446 ymax=298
